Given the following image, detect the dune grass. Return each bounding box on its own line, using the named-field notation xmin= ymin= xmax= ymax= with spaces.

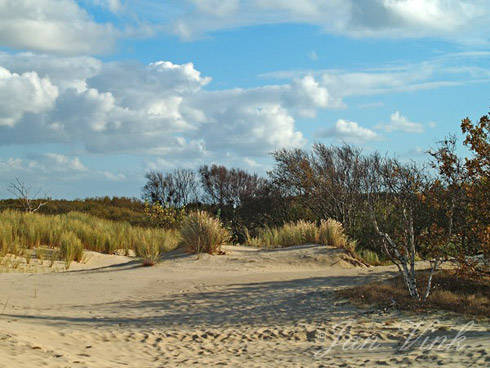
xmin=244 ymin=219 xmax=380 ymax=265
xmin=0 ymin=210 xmax=179 ymax=268
xmin=338 ymin=270 xmax=490 ymax=317
xmin=180 ymin=211 xmax=230 ymax=254
xmin=245 ymin=219 xmax=356 ymax=250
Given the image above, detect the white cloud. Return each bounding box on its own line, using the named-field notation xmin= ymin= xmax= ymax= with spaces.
xmin=41 ymin=153 xmax=88 ymax=172
xmin=377 ymin=111 xmax=425 ymax=133
xmin=308 ymin=51 xmax=318 ymax=61
xmin=317 ymin=119 xmax=379 ymax=143
xmin=0 ymin=0 xmax=118 ymax=54
xmin=261 ymin=53 xmax=490 ymax=106
xmin=159 ymin=0 xmax=490 ymax=43
xmin=0 ymin=66 xmax=58 ymax=126
xmin=0 ymin=54 xmax=331 ymax=160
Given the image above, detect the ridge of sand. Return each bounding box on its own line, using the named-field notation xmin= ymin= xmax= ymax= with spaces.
xmin=0 ymin=245 xmax=488 ymax=367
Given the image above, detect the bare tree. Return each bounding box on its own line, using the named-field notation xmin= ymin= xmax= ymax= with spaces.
xmin=199 ymin=165 xmax=266 ymax=207
xmin=8 ymin=177 xmax=49 ymax=213
xmin=142 ymin=169 xmax=198 ymax=207
xmin=362 ymin=154 xmax=441 ymax=301
xmin=270 ymin=144 xmax=365 ymax=229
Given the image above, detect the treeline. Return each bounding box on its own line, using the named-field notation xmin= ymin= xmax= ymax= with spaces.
xmin=143 ymin=112 xmax=488 ymax=299
xmin=0 ymin=197 xmax=150 ymax=227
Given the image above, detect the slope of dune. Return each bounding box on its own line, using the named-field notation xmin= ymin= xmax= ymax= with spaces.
xmin=0 ymin=244 xmax=487 ymax=367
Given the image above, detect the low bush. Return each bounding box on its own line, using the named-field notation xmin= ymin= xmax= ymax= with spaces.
xmin=338 ymin=270 xmax=490 ymax=316
xmin=180 ymin=211 xmax=230 ymax=254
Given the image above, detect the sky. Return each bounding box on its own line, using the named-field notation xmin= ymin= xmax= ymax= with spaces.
xmin=0 ymin=0 xmax=489 ymax=199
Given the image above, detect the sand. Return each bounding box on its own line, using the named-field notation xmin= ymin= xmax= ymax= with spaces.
xmin=0 ymin=244 xmax=488 ymax=367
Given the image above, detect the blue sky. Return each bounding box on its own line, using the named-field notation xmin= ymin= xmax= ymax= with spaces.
xmin=0 ymin=0 xmax=489 ymax=199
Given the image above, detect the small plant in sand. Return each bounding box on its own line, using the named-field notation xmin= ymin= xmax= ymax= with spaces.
xmin=136 ymin=237 xmax=161 ymax=266
xmin=180 ymin=211 xmax=230 ymax=254
xmin=59 ymin=231 xmax=83 ymax=269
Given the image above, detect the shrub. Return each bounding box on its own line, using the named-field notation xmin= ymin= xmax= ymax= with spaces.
xmin=338 ymin=270 xmax=490 ymax=316
xmin=180 ymin=211 xmax=230 ymax=254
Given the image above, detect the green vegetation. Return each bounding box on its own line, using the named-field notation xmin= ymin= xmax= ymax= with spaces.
xmin=180 ymin=211 xmax=230 ymax=254
xmin=0 ymin=197 xmax=150 ymax=227
xmin=244 ymin=219 xmax=377 ymax=264
xmin=0 ymin=210 xmax=178 ymax=268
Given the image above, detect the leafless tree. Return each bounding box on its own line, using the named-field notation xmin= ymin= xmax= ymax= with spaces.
xmin=142 ymin=169 xmax=198 ymax=207
xmin=361 ymin=154 xmax=441 ymax=301
xmin=199 ymin=165 xmax=266 ymax=207
xmin=270 ymin=144 xmax=365 ymax=229
xmin=7 ymin=177 xmax=49 ymax=213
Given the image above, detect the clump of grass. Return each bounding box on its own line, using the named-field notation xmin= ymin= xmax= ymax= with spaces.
xmin=356 ymin=249 xmax=382 ymax=266
xmin=245 ymin=219 xmax=380 ymax=265
xmin=136 ymin=237 xmax=161 ymax=266
xmin=59 ymin=231 xmax=83 ymax=269
xmin=136 ymin=231 xmax=180 ymax=266
xmin=246 ymin=220 xmax=319 ymax=248
xmin=180 ymin=211 xmax=230 ymax=254
xmin=318 ymin=219 xmax=355 ymax=252
xmin=338 ymin=270 xmax=490 ymax=317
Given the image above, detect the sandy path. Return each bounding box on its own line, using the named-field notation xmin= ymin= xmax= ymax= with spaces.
xmin=0 ymin=245 xmax=488 ymax=367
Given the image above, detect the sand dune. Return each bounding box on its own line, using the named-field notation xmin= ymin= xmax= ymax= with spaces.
xmin=0 ymin=245 xmax=488 ymax=367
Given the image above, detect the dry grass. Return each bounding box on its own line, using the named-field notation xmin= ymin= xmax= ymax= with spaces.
xmin=136 ymin=231 xmax=180 ymax=266
xmin=244 ymin=219 xmax=369 ymax=262
xmin=338 ymin=270 xmax=490 ymax=317
xmin=0 ymin=210 xmax=179 ymax=268
xmin=246 ymin=220 xmax=318 ymax=248
xmin=180 ymin=211 xmax=230 ymax=254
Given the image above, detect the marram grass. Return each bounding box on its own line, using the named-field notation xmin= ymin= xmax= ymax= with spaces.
xmin=244 ymin=219 xmax=375 ymax=264
xmin=180 ymin=211 xmax=230 ymax=254
xmin=0 ymin=210 xmax=179 ymax=268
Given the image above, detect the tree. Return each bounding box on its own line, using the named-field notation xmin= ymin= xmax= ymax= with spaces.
xmin=428 ymin=112 xmax=489 ymax=274
xmin=270 ymin=144 xmax=366 ymax=233
xmin=199 ymin=165 xmax=266 ymax=208
xmin=7 ymin=178 xmax=48 ymax=213
xmin=361 ymin=154 xmax=440 ymax=300
xmin=142 ymin=169 xmax=198 ymax=208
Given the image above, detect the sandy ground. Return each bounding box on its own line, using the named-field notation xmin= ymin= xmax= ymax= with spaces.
xmin=0 ymin=244 xmax=488 ymax=367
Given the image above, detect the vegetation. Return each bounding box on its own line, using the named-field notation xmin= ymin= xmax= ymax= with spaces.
xmin=180 ymin=211 xmax=230 ymax=254
xmin=140 ymin=110 xmax=488 ymax=300
xmin=0 ymin=196 xmax=150 ymax=227
xmin=338 ymin=270 xmax=490 ymax=317
xmin=0 ymin=110 xmax=487 ymax=305
xmin=0 ymin=210 xmax=178 ymax=268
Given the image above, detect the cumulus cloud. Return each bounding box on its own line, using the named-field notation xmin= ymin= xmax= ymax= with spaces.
xmin=317 ymin=119 xmax=379 ymax=143
xmin=0 ymin=0 xmax=118 ymax=54
xmin=0 ymin=67 xmax=58 ymax=126
xmin=160 ymin=0 xmax=490 ymax=43
xmin=376 ymin=111 xmax=425 ymax=133
xmin=0 ymin=54 xmax=332 ymax=159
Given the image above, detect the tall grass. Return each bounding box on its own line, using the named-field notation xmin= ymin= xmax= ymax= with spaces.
xmin=180 ymin=211 xmax=230 ymax=254
xmin=246 ymin=220 xmax=319 ymax=248
xmin=0 ymin=210 xmax=179 ymax=267
xmin=244 ymin=219 xmax=373 ymax=263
